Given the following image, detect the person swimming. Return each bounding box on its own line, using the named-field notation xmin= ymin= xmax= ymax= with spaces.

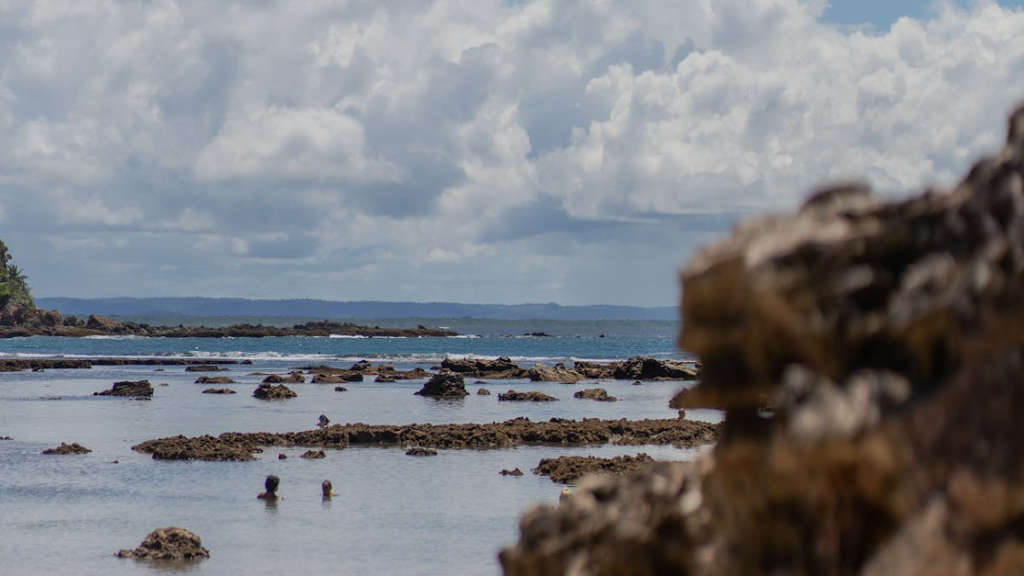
xmin=559 ymin=487 xmax=571 ymax=503
xmin=318 ymin=414 xmax=330 ymax=428
xmin=322 ymin=480 xmax=333 ymax=499
xmin=258 ymin=475 xmax=280 ymax=501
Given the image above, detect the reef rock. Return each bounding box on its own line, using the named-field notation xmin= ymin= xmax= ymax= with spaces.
xmin=528 ymin=363 xmax=583 ymax=383
xmin=184 ymin=365 xmax=222 ymax=372
xmin=252 ymin=383 xmax=297 ymax=400
xmin=116 ymin=527 xmax=209 ymax=561
xmin=440 ymin=356 xmax=528 ymax=378
xmin=263 ymin=372 xmax=304 ymax=384
xmin=405 ymin=447 xmax=438 ymax=456
xmin=42 ymin=442 xmax=91 ymax=455
xmin=477 ymin=387 xmax=492 ymax=395
xmin=94 ymin=380 xmax=154 ymax=398
xmin=414 ymin=373 xmax=468 ymax=398
xmin=501 ymin=468 xmax=525 ymax=476
xmin=498 ymin=390 xmax=558 ymax=402
xmin=300 ymin=449 xmax=326 ymax=459
xmin=502 ymin=106 xmax=1024 ymax=576
xmin=573 ymin=388 xmax=617 ymax=402
xmin=532 ymin=453 xmax=655 ymax=484
xmin=195 ymin=376 xmax=234 ymax=384
xmin=202 ymin=388 xmax=236 ymax=395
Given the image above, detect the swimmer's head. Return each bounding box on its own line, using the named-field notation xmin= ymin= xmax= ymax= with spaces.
xmin=322 ymin=480 xmax=333 ymax=497
xmin=265 ymin=475 xmax=280 ymax=494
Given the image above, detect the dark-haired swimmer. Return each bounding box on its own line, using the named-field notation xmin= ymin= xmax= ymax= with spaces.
xmin=258 ymin=475 xmax=281 ymax=501
xmin=322 ymin=480 xmax=333 ymax=500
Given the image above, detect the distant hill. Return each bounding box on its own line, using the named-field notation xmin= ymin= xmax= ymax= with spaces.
xmin=36 ymin=297 xmax=678 ymax=322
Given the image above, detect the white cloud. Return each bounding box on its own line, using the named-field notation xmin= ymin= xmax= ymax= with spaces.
xmin=0 ymin=0 xmax=1020 ymax=304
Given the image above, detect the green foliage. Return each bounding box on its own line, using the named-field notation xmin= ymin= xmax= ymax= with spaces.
xmin=0 ymin=239 xmax=33 ymax=310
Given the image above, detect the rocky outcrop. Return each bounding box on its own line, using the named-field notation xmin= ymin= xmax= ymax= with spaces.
xmin=42 ymin=442 xmax=91 ymax=455
xmin=532 ymin=453 xmax=654 ymax=484
xmin=201 ymin=388 xmax=236 ymax=395
xmin=300 ymin=449 xmax=326 ymax=459
xmin=116 ymin=527 xmax=209 ymax=561
xmin=440 ymin=356 xmax=529 ymax=379
xmin=501 ymin=468 xmax=525 ymax=476
xmin=501 ymin=106 xmax=1024 ymax=576
xmin=195 ymin=376 xmax=234 ymax=384
xmin=252 ymin=383 xmax=297 ymax=400
xmin=414 ymin=373 xmax=468 ymax=398
xmin=94 ymin=380 xmax=154 ymax=398
xmin=312 ymin=372 xmax=363 ymax=384
xmin=185 ymin=365 xmax=222 ymax=372
xmin=85 ymin=314 xmax=124 ymax=331
xmin=132 ymin=417 xmax=720 ymax=461
xmin=498 ymin=390 xmax=558 ymax=402
xmin=0 ymin=318 xmax=457 ymax=339
xmin=263 ymin=372 xmax=304 ymax=384
xmin=405 ymin=447 xmax=438 ymax=456
xmin=572 ymin=358 xmax=699 ymax=381
xmin=528 ymin=363 xmax=583 ymax=383
xmin=573 ymin=388 xmax=617 ymax=402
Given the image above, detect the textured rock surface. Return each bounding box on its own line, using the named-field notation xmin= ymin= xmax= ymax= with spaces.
xmin=116 ymin=527 xmax=209 ymax=561
xmin=252 ymin=383 xmax=297 ymax=400
xmin=414 ymin=373 xmax=468 ymax=398
xmin=498 ymin=390 xmax=558 ymax=402
xmin=528 ymin=363 xmax=583 ymax=383
xmin=573 ymin=388 xmax=618 ymax=402
xmin=94 ymin=380 xmax=154 ymax=397
xmin=501 ymin=106 xmax=1024 ymax=576
xmin=532 ymin=453 xmax=654 ymax=484
xmin=201 ymin=388 xmax=236 ymax=395
xmin=133 ymin=417 xmax=719 ymax=461
xmin=195 ymin=376 xmax=234 ymax=384
xmin=42 ymin=442 xmax=91 ymax=455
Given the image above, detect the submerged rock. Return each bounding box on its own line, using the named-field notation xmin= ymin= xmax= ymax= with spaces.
xmin=184 ymin=365 xmax=222 ymax=372
xmin=477 ymin=388 xmax=492 ymax=396
xmin=333 ymin=386 xmax=347 ymax=392
xmin=405 ymin=447 xmax=438 ymax=456
xmin=498 ymin=390 xmax=558 ymax=402
xmin=42 ymin=442 xmax=91 ymax=455
xmin=195 ymin=376 xmax=234 ymax=384
xmin=263 ymin=372 xmax=304 ymax=384
xmin=501 ymin=468 xmax=524 ymax=477
xmin=94 ymin=380 xmax=154 ymax=398
xmin=201 ymin=388 xmax=236 ymax=395
xmin=252 ymin=383 xmax=297 ymax=400
xmin=414 ymin=373 xmax=468 ymax=398
xmin=300 ymin=449 xmax=326 ymax=459
xmin=573 ymin=388 xmax=618 ymax=402
xmin=116 ymin=527 xmax=209 ymax=561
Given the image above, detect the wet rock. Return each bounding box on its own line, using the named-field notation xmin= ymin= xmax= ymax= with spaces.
xmin=202 ymin=388 xmax=236 ymax=395
xmin=502 ymin=106 xmax=1024 ymax=576
xmin=278 ymin=453 xmax=287 ymax=460
xmin=0 ymin=436 xmax=11 ymax=440
xmin=612 ymin=357 xmax=699 ymax=381
xmin=252 ymin=383 xmax=297 ymax=400
xmin=414 ymin=373 xmax=468 ymax=398
xmin=440 ymin=356 xmax=529 ymax=379
xmin=532 ymin=453 xmax=655 ymax=484
xmin=263 ymin=372 xmax=304 ymax=384
xmin=501 ymin=468 xmax=524 ymax=476
xmin=301 ymin=449 xmax=326 ymax=459
xmin=132 ymin=417 xmax=719 ymax=461
xmin=185 ymin=365 xmax=222 ymax=372
xmin=42 ymin=442 xmax=91 ymax=455
xmin=94 ymin=380 xmax=154 ymax=398
xmin=573 ymin=388 xmax=618 ymax=402
xmin=498 ymin=390 xmax=558 ymax=402
xmin=528 ymin=363 xmax=583 ymax=384
xmin=116 ymin=527 xmax=209 ymax=561
xmin=195 ymin=376 xmax=234 ymax=384
xmin=375 ymin=374 xmax=396 ymax=382
xmin=406 ymin=447 xmax=438 ymax=456
xmin=86 ymin=314 xmax=123 ymax=331
xmin=312 ymin=372 xmax=363 ymax=384
xmin=477 ymin=388 xmax=491 ymax=396
xmin=333 ymin=386 xmax=347 ymax=392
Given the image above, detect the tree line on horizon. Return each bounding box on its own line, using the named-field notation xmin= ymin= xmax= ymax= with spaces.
xmin=0 ymin=239 xmax=33 ymax=310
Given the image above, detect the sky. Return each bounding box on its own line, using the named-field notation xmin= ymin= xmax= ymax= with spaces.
xmin=0 ymin=0 xmax=1022 ymax=307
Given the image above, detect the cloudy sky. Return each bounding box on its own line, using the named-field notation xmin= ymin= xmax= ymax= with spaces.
xmin=0 ymin=0 xmax=1022 ymax=306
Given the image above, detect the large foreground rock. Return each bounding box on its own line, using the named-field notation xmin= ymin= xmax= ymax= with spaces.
xmin=117 ymin=527 xmax=209 ymax=561
xmin=501 ymin=106 xmax=1024 ymax=576
xmin=414 ymin=373 xmax=468 ymax=398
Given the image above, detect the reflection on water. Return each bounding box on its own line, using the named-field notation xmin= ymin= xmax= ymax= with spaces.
xmin=0 ymin=355 xmax=718 ymax=575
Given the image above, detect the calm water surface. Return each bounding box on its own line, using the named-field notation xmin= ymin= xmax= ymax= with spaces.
xmin=0 ymin=332 xmax=716 ymax=575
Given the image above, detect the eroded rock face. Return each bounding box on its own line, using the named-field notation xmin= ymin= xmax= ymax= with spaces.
xmin=532 ymin=453 xmax=654 ymax=484
xmin=252 ymin=383 xmax=297 ymax=400
xmin=498 ymin=390 xmax=558 ymax=402
xmin=414 ymin=373 xmax=468 ymax=398
xmin=116 ymin=527 xmax=209 ymax=561
xmin=440 ymin=356 xmax=529 ymax=379
xmin=501 ymin=106 xmax=1024 ymax=576
xmin=528 ymin=364 xmax=583 ymax=383
xmin=573 ymin=388 xmax=617 ymax=402
xmin=42 ymin=442 xmax=91 ymax=455
xmin=263 ymin=372 xmax=304 ymax=384
xmin=94 ymin=380 xmax=154 ymax=397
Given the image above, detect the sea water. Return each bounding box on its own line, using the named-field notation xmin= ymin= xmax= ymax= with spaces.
xmin=0 ymin=323 xmax=717 ymax=575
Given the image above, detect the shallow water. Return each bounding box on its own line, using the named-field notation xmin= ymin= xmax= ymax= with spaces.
xmin=0 ymin=334 xmax=717 ymax=575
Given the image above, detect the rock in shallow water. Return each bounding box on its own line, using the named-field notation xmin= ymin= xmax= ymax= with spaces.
xmin=116 ymin=527 xmax=209 ymax=561
xmin=252 ymin=383 xmax=297 ymax=400
xmin=573 ymin=388 xmax=617 ymax=402
xmin=414 ymin=373 xmax=468 ymax=398
xmin=42 ymin=442 xmax=91 ymax=455
xmin=498 ymin=390 xmax=558 ymax=402
xmin=94 ymin=380 xmax=153 ymax=398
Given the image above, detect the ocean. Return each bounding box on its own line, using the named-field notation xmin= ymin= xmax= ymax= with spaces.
xmin=0 ymin=320 xmax=716 ymax=575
